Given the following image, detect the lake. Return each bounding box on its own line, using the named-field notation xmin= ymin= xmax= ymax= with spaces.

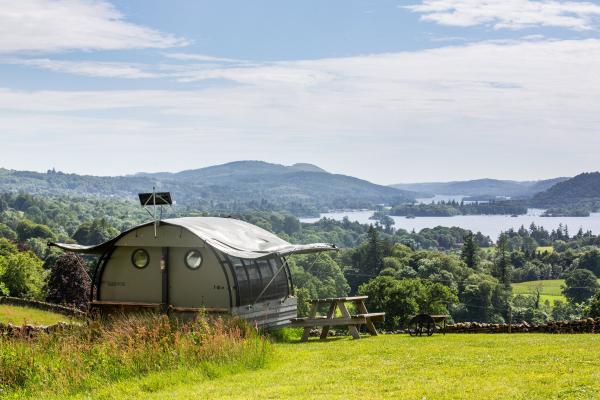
xmin=300 ymin=208 xmax=600 ymax=239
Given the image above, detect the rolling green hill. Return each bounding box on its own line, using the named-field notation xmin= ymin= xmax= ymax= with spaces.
xmin=0 ymin=161 xmax=415 ymax=216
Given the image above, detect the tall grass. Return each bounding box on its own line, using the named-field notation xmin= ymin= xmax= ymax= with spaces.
xmin=0 ymin=313 xmax=270 ymax=398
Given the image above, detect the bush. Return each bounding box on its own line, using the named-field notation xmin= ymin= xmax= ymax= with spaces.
xmin=587 ymin=292 xmax=600 ymax=318
xmin=0 ymin=251 xmax=46 ymax=300
xmin=552 ymin=300 xmax=583 ymax=321
xmin=46 ymin=253 xmax=91 ymax=309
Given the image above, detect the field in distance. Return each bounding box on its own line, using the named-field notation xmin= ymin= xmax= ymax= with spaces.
xmin=0 ymin=304 xmax=71 ymax=325
xmin=512 ymin=279 xmax=600 ymax=304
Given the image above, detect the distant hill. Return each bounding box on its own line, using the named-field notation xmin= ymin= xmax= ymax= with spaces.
xmin=0 ymin=161 xmax=415 ymax=216
xmin=531 ymin=172 xmax=600 ymax=212
xmin=390 ymin=177 xmax=569 ymax=198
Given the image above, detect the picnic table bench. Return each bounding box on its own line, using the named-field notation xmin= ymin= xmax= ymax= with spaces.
xmin=290 ymin=296 xmax=385 ymax=342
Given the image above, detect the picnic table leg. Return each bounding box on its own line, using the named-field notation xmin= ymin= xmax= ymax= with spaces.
xmin=355 ymin=300 xmax=378 ymax=336
xmin=319 ymin=302 xmax=337 ymax=340
xmin=301 ymin=302 xmax=318 ymax=342
xmin=337 ymin=302 xmax=360 ymax=339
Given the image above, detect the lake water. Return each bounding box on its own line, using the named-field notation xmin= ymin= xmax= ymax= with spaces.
xmin=300 ymin=208 xmax=600 ymax=239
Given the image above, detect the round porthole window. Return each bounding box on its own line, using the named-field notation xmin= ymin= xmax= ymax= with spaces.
xmin=185 ymin=250 xmax=203 ymax=270
xmin=131 ymin=249 xmax=150 ymax=269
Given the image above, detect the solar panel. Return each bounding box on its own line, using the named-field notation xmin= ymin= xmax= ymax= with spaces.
xmin=138 ymin=192 xmax=173 ymax=206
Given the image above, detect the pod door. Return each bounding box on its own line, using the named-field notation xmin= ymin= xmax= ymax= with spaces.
xmin=99 ymin=246 xmax=162 ymax=303
xmin=168 ymin=247 xmax=230 ymax=309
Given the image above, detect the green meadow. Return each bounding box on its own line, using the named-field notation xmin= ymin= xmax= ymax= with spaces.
xmin=512 ymin=279 xmax=567 ymax=304
xmin=38 ymin=333 xmax=600 ymax=400
xmin=512 ymin=279 xmax=600 ymax=304
xmin=0 ymin=304 xmax=71 ymax=326
xmin=3 ymin=307 xmax=600 ymax=400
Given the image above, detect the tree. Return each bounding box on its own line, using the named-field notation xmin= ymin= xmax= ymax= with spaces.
xmin=46 ymin=253 xmax=91 ymax=309
xmin=460 ymin=273 xmax=497 ymax=322
xmin=73 ymin=219 xmax=119 ymax=245
xmin=0 ymin=223 xmax=17 ymax=241
xmin=364 ymin=225 xmax=384 ymax=274
xmin=289 ymin=253 xmax=349 ymax=300
xmin=0 ymin=238 xmax=17 ymax=257
xmin=563 ymin=269 xmax=599 ymax=304
xmin=0 ymin=251 xmax=46 ymax=300
xmin=576 ymin=249 xmax=600 ymax=276
xmin=282 ymin=215 xmax=301 ymax=235
xmin=346 ymin=225 xmax=387 ymax=292
xmin=358 ymin=276 xmax=457 ymax=329
xmin=16 ymin=220 xmax=54 ymax=241
xmin=379 ymin=215 xmax=395 ymax=234
xmin=461 ymin=232 xmax=479 ymax=269
xmin=494 ymin=234 xmax=512 ymax=287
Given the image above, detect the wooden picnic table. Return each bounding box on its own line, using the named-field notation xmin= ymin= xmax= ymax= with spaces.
xmin=290 ymin=296 xmax=385 ymax=342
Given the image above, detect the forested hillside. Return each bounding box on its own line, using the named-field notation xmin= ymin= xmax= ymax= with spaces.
xmin=0 ymin=161 xmax=415 ymax=216
xmin=531 ymin=172 xmax=600 ymax=214
xmin=391 ymin=177 xmax=568 ymax=198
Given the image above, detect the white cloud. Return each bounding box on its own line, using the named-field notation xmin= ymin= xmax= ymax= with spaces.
xmin=2 ymin=55 xmax=338 ymax=84
xmin=0 ymin=0 xmax=187 ymax=53
xmin=164 ymin=53 xmax=244 ymax=63
xmin=2 ymin=39 xmax=600 ymax=181
xmin=405 ymin=0 xmax=600 ymax=30
xmin=4 ymin=58 xmax=159 ymax=78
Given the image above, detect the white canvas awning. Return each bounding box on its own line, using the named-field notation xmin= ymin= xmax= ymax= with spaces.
xmin=49 ymin=217 xmax=337 ymax=259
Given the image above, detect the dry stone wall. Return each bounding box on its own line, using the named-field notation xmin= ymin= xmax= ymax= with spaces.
xmin=444 ymin=318 xmax=600 ymax=334
xmin=0 ymin=321 xmax=74 ymax=338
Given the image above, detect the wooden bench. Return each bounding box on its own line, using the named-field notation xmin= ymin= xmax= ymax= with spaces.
xmin=353 ymin=312 xmax=386 ymax=322
xmin=290 ymin=296 xmax=385 ymax=341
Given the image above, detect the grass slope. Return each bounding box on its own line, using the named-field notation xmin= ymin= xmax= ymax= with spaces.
xmin=512 ymin=279 xmax=600 ymax=304
xmin=513 ymin=279 xmax=567 ymax=304
xmin=0 ymin=304 xmax=70 ymax=325
xmin=59 ymin=334 xmax=600 ymax=400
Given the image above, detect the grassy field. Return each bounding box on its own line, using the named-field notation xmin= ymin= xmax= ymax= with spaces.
xmin=0 ymin=304 xmax=72 ymax=325
xmin=512 ymin=279 xmax=600 ymax=305
xmin=536 ymin=246 xmax=554 ymax=254
xmin=50 ymin=333 xmax=600 ymax=400
xmin=512 ymin=279 xmax=568 ymax=304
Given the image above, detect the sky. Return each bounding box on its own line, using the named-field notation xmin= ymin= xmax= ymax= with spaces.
xmin=1 ymin=0 xmax=600 ymax=184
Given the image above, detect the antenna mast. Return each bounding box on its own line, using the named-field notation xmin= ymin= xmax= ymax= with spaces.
xmin=138 ymin=188 xmax=173 ymax=238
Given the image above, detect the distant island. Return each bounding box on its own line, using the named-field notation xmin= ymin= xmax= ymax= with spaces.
xmin=376 ymin=200 xmax=528 ymax=218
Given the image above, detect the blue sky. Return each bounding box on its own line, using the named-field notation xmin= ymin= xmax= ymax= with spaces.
xmin=1 ymin=0 xmax=600 ymax=183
